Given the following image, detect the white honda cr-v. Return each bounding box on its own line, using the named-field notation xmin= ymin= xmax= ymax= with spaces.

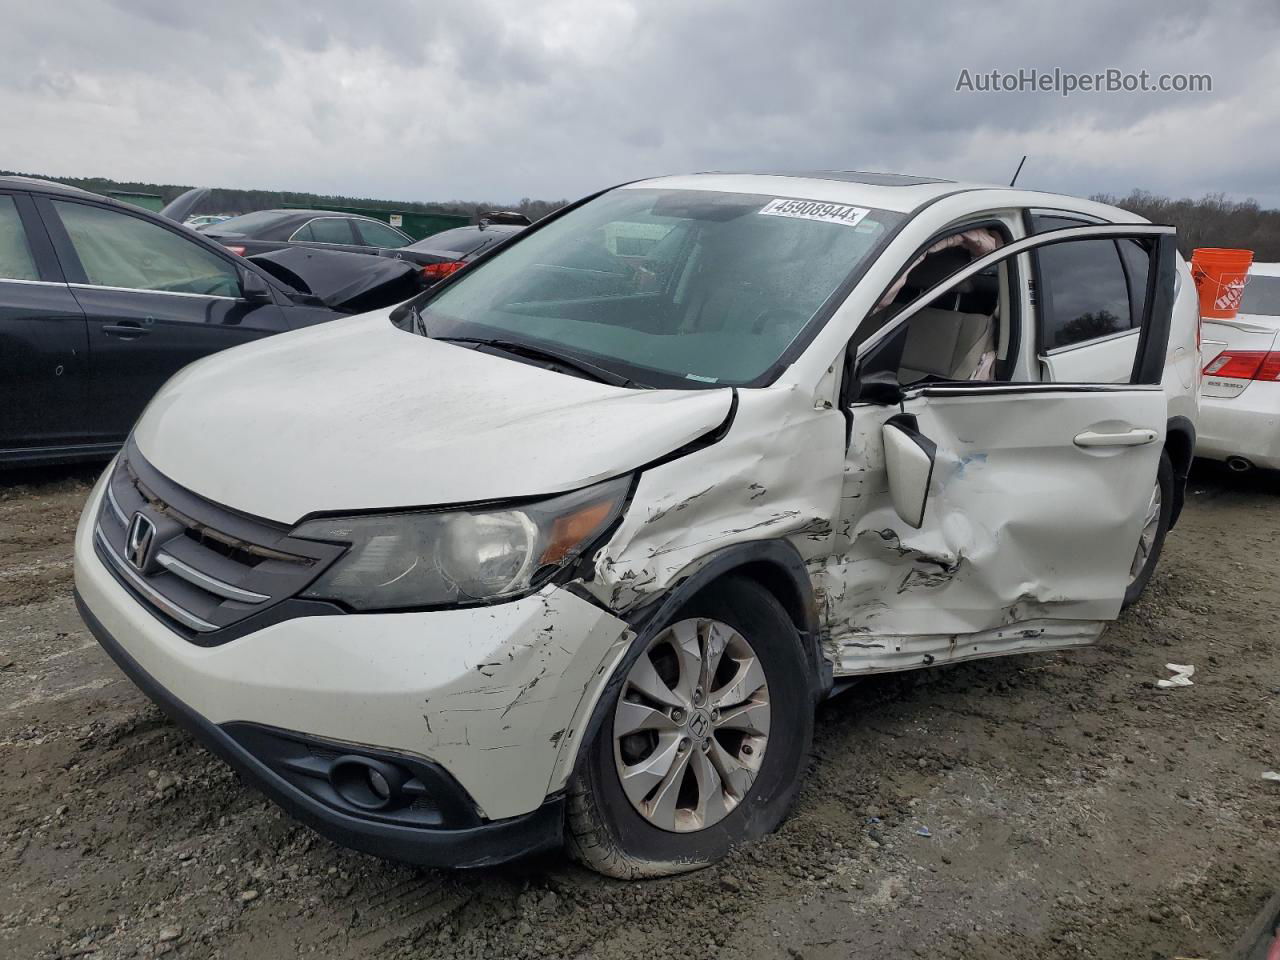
xmin=74 ymin=172 xmax=1200 ymax=877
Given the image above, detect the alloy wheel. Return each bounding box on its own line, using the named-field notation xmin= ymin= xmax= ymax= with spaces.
xmin=612 ymin=618 xmax=771 ymax=833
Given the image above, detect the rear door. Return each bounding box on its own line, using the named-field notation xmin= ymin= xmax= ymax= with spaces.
xmin=825 ymin=224 xmax=1177 ymax=673
xmin=0 ymin=190 xmax=92 ymax=455
xmin=289 ymin=217 xmax=369 ymax=255
xmin=38 ymin=196 xmax=290 ymax=443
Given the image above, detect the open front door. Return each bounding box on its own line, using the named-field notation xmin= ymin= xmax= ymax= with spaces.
xmin=823 ymin=223 xmax=1177 ymax=675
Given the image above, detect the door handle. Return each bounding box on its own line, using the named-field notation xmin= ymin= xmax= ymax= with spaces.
xmin=102 ymin=323 xmax=152 ymax=338
xmin=1073 ymin=428 xmax=1158 ymax=448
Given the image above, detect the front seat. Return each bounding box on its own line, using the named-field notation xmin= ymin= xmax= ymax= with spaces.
xmin=898 ymin=305 xmax=996 ymax=382
xmin=892 ymin=246 xmax=997 ymax=383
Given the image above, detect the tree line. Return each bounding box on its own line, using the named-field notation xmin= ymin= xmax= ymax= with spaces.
xmin=7 ymin=171 xmax=1277 ymax=257
xmin=0 ymin=170 xmax=569 ymax=224
xmin=1091 ymin=190 xmax=1280 ymax=260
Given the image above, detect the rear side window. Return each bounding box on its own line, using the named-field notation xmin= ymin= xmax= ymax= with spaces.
xmin=1118 ymin=239 xmax=1150 ymax=330
xmin=53 ymin=200 xmax=240 ymax=297
xmin=297 ymin=218 xmax=354 ymax=244
xmin=0 ymin=196 xmax=39 ymax=281
xmin=354 ymin=219 xmax=411 ymax=248
xmin=1034 ymin=235 xmax=1134 ymax=351
xmin=1239 ymin=275 xmax=1280 ymax=316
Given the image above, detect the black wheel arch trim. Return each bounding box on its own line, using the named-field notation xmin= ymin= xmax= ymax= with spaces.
xmin=573 ymin=539 xmax=827 ymax=781
xmin=1165 ymin=415 xmax=1195 ymax=528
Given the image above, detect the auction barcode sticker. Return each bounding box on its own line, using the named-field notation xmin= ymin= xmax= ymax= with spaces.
xmin=758 ymin=198 xmax=870 ymax=227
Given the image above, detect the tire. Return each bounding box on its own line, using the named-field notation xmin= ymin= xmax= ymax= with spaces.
xmin=1123 ymin=450 xmax=1174 ymax=608
xmin=566 ymin=576 xmax=814 ymax=878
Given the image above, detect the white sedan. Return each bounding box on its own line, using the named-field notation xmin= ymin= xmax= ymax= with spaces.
xmin=1197 ymin=262 xmax=1280 ymax=472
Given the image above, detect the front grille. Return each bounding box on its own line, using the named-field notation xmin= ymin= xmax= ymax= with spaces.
xmin=95 ymin=440 xmax=345 ymax=641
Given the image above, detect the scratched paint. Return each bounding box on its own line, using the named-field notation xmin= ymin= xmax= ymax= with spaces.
xmin=581 ymin=378 xmax=1163 ymax=684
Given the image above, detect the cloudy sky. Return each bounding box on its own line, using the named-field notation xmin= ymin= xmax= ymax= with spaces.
xmin=3 ymin=0 xmax=1278 ymax=206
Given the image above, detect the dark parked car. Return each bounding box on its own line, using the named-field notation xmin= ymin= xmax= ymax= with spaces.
xmin=200 ymin=209 xmax=415 ymax=258
xmin=0 ymin=178 xmax=422 ymax=467
xmin=392 ymin=217 xmax=529 ymax=281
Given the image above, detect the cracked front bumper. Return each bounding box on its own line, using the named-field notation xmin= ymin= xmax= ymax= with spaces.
xmin=73 ymin=470 xmax=633 ymax=852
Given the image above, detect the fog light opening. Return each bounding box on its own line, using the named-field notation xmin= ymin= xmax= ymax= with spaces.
xmin=329 ymin=756 xmax=408 ymax=811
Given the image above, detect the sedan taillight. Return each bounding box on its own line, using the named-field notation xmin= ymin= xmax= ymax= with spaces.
xmin=1203 ymin=350 xmax=1280 ymax=381
xmin=422 ymin=260 xmax=464 ymax=281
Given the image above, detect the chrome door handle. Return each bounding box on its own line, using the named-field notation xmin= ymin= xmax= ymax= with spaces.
xmin=1073 ymin=428 xmax=1158 ymax=448
xmin=102 ymin=323 xmax=151 ymax=338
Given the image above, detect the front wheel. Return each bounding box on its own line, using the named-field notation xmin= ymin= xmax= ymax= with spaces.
xmin=566 ymin=577 xmax=814 ymax=878
xmin=1123 ymin=451 xmax=1174 ymax=608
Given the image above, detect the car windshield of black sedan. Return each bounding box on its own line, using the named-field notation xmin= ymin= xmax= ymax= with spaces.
xmin=418 ymin=188 xmax=902 ymax=386
xmin=201 ymin=210 xmax=288 ymax=237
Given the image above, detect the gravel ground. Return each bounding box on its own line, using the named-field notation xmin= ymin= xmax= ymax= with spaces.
xmin=1 ymin=461 xmax=1277 ymax=960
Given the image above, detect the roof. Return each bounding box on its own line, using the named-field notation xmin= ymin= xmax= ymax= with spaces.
xmin=733 ymin=170 xmax=952 ymax=187
xmin=0 ymin=175 xmax=103 ymax=199
xmin=626 ymin=171 xmax=995 ymax=214
xmin=257 ymin=209 xmax=395 ymax=222
xmin=625 ymin=171 xmax=1154 ymax=224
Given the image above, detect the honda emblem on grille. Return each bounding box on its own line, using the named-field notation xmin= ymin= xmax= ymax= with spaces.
xmin=125 ymin=512 xmax=157 ymax=571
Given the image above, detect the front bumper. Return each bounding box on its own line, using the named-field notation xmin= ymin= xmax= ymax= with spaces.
xmin=73 ymin=469 xmax=633 ymax=865
xmin=75 ymin=592 xmax=564 ymax=867
xmin=1196 ymin=382 xmax=1280 ymax=470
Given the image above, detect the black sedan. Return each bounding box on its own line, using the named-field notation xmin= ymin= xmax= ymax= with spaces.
xmin=0 ymin=178 xmax=422 ymax=467
xmin=392 ymin=220 xmax=528 ymax=281
xmin=200 ymin=209 xmax=415 ymax=258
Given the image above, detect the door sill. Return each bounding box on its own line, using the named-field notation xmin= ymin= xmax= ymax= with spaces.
xmin=832 ymin=618 xmax=1105 ymax=676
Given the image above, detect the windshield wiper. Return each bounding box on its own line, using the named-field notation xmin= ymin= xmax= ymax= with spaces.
xmin=432 ymin=336 xmax=642 ymax=388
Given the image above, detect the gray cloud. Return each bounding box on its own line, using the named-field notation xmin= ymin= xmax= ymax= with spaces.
xmin=2 ymin=0 xmax=1277 ymax=206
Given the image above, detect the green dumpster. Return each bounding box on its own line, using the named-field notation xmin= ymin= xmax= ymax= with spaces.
xmin=107 ymin=191 xmax=166 ymax=212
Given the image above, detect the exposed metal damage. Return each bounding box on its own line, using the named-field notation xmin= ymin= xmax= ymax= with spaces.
xmin=568 ymin=378 xmax=1150 ymax=686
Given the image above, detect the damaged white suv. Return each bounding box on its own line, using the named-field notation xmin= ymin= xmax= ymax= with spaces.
xmin=74 ymin=172 xmax=1200 ymax=877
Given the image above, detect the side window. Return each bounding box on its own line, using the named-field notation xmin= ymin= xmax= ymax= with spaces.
xmin=355 ymin=219 xmax=411 ymax=248
xmin=291 ymin=222 xmax=315 ymax=241
xmin=0 ymin=196 xmax=39 ymax=281
xmin=1030 ymin=215 xmax=1138 ymax=351
xmin=1034 ymin=238 xmax=1133 ymax=351
xmin=53 ymin=200 xmax=240 ymax=297
xmin=303 ymin=218 xmax=356 ymax=244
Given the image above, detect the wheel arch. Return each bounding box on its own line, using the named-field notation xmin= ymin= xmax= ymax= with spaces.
xmin=570 ymin=540 xmax=828 ymax=783
xmin=1165 ymin=416 xmax=1195 ymax=527
xmin=625 ymin=540 xmax=826 ymax=696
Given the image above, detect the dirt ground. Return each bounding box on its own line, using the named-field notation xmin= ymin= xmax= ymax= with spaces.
xmin=1 ymin=461 xmax=1277 ymax=960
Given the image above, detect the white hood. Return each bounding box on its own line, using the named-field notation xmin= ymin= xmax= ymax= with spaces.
xmin=134 ymin=313 xmax=734 ymax=523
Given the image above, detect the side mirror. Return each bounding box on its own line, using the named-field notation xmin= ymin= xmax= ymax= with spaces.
xmin=240 ymin=268 xmax=273 ymax=304
xmin=845 ymin=322 xmax=908 ymax=406
xmin=882 ymin=415 xmax=936 ymax=528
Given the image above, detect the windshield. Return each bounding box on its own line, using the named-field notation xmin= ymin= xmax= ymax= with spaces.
xmin=1239 ymin=275 xmax=1280 ymax=316
xmin=416 ymin=188 xmax=901 ymax=387
xmin=202 ymin=210 xmax=288 ymax=236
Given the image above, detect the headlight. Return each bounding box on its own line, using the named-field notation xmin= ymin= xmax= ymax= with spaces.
xmin=291 ymin=475 xmax=631 ymax=610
